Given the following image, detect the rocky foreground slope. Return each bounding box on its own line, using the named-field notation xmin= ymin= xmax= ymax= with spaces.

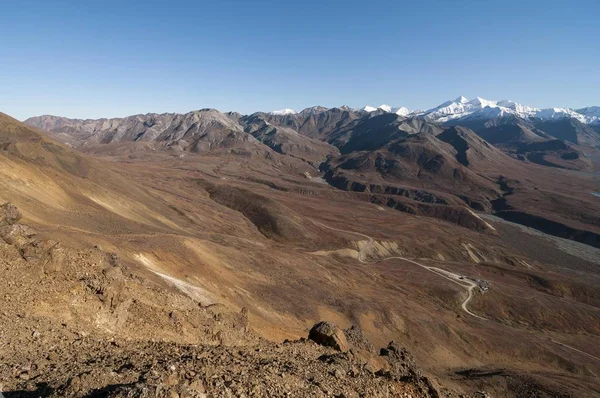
xmin=0 ymin=203 xmax=481 ymax=398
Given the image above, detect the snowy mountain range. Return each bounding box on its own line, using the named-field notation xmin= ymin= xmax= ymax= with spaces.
xmin=270 ymin=96 xmax=600 ymax=125
xmin=414 ymin=96 xmax=599 ymax=125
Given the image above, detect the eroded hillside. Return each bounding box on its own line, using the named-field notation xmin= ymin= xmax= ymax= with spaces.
xmin=2 ymin=112 xmax=599 ymax=397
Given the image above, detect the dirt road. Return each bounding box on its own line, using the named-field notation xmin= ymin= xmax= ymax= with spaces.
xmin=313 ymin=221 xmax=486 ymax=320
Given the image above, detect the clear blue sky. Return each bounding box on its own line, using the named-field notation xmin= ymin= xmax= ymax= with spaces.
xmin=1 ymin=0 xmax=598 ymax=120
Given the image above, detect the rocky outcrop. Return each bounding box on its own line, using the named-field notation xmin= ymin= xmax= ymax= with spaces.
xmin=20 ymin=239 xmax=60 ymax=263
xmin=307 ymin=324 xmax=445 ymax=398
xmin=0 ymin=207 xmax=493 ymax=397
xmin=0 ymin=223 xmax=36 ymax=247
xmin=308 ymin=321 xmax=350 ymax=352
xmin=0 ymin=203 xmax=66 ymax=272
xmin=0 ymin=203 xmax=39 ymax=253
xmin=379 ymin=342 xmax=442 ymax=398
xmin=0 ymin=228 xmax=461 ymax=398
xmin=323 ymin=173 xmax=453 ymax=205
xmin=0 ymin=202 xmax=22 ymax=226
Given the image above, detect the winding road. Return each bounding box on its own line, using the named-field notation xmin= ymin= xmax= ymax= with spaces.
xmin=313 ymin=220 xmax=600 ymax=364
xmin=313 ymin=221 xmax=486 ymax=320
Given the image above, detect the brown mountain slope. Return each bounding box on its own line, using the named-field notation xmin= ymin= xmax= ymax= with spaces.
xmin=0 ymin=112 xmax=91 ymax=177
xmin=323 ymin=127 xmax=505 ymax=212
xmin=0 ymin=112 xmax=199 ymax=235
xmin=321 ymin=120 xmax=600 ymax=246
xmin=1 ymin=203 xmax=450 ymax=398
xmin=333 ymin=115 xmax=444 ymax=154
xmin=447 ymin=115 xmax=594 ymax=171
xmin=436 ymin=126 xmax=510 ymax=169
xmin=4 ymin=111 xmax=600 ymax=397
xmin=25 ymin=110 xmax=342 ymax=168
xmin=252 ymin=106 xmax=363 ymax=140
xmin=241 ymin=114 xmax=339 ymax=166
xmin=25 ymin=110 xmax=265 ymax=154
xmin=532 ymin=118 xmax=600 ymax=148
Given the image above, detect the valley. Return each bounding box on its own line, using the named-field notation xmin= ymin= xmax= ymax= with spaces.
xmin=3 ymin=0 xmax=599 ymax=395
xmin=2 ymin=99 xmax=600 ymax=397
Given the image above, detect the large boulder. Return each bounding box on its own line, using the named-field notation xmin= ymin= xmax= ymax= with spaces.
xmin=0 ymin=224 xmax=36 ymax=247
xmin=20 ymin=240 xmax=58 ymax=262
xmin=308 ymin=321 xmax=349 ymax=352
xmin=0 ymin=203 xmax=22 ymax=226
xmin=44 ymin=243 xmax=67 ymax=273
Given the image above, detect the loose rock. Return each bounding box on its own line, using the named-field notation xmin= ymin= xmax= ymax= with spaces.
xmin=0 ymin=203 xmax=22 ymax=226
xmin=308 ymin=321 xmax=349 ymax=352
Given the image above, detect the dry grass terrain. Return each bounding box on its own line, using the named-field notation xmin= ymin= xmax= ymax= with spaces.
xmin=2 ymin=112 xmax=600 ymax=396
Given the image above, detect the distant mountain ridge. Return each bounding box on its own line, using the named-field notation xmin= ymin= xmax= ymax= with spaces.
xmin=264 ymin=96 xmax=600 ymax=126
xmin=25 ymin=105 xmax=596 ymax=205
xmin=18 ymin=105 xmax=600 ymax=248
xmin=27 ymin=97 xmax=600 ymax=159
xmin=26 ymin=109 xmax=263 ymax=153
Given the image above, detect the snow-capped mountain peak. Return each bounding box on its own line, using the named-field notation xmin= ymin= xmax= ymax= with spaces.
xmin=495 ymin=100 xmax=536 ymax=114
xmin=361 ymin=106 xmax=378 ymax=112
xmin=416 ymin=96 xmax=600 ymax=125
xmin=468 ymin=97 xmax=497 ymax=108
xmin=299 ymin=106 xmax=329 ymax=116
xmin=392 ymin=107 xmax=411 ymax=116
xmin=362 ymin=104 xmax=412 ymax=116
xmin=269 ymin=109 xmax=298 ymax=115
xmin=269 ymin=99 xmax=599 ymax=125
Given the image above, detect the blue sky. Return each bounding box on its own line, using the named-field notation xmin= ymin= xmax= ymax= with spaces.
xmin=1 ymin=0 xmax=599 ymax=120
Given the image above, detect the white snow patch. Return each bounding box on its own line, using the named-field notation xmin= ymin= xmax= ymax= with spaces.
xmin=269 ymin=108 xmax=298 ymax=115
xmin=362 ymin=105 xmax=412 ymax=115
